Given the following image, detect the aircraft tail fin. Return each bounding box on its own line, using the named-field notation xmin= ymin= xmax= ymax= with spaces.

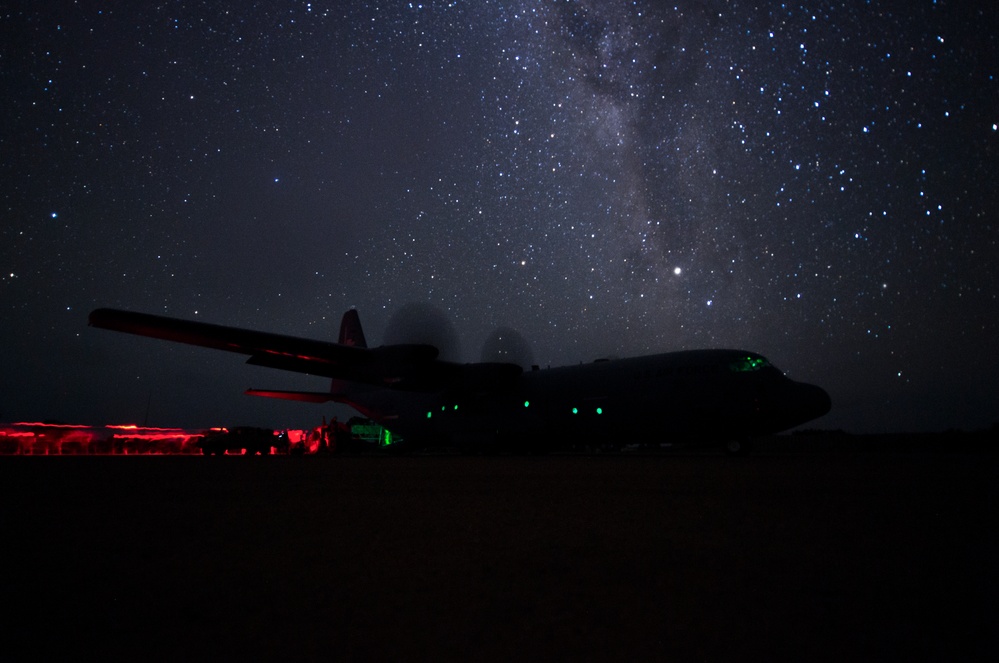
xmin=339 ymin=309 xmax=367 ymax=348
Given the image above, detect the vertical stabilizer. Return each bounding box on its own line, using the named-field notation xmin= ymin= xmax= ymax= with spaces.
xmin=339 ymin=309 xmax=367 ymax=348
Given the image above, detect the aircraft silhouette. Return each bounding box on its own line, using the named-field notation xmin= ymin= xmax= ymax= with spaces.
xmin=89 ymin=308 xmax=831 ymax=453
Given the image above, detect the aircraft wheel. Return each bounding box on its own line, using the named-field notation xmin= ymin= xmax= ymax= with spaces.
xmin=724 ymin=438 xmax=753 ymax=456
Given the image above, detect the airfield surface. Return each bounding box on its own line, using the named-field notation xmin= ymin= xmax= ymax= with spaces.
xmin=2 ymin=450 xmax=996 ymax=661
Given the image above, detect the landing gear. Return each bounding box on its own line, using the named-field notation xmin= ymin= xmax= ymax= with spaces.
xmin=724 ymin=438 xmax=754 ymax=456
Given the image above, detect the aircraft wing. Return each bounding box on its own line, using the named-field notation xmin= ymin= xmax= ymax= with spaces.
xmin=88 ymin=308 xmax=457 ymax=390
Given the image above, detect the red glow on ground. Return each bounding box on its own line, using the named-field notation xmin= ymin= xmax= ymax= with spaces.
xmin=0 ymin=423 xmax=312 ymax=455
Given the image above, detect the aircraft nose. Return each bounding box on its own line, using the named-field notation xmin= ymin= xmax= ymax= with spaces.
xmin=797 ymin=382 xmax=832 ymax=421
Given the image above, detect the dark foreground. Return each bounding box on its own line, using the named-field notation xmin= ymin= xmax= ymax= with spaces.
xmin=2 ymin=451 xmax=996 ymax=661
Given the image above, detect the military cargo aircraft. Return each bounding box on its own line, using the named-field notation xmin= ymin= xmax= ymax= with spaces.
xmin=89 ymin=308 xmax=830 ymax=453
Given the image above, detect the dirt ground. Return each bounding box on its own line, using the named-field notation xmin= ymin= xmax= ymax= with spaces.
xmin=1 ymin=450 xmax=996 ymax=661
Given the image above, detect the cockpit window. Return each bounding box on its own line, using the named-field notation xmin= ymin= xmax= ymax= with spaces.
xmin=729 ymin=356 xmax=770 ymax=372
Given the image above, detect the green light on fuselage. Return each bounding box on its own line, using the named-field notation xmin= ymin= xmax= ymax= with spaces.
xmin=730 ymin=356 xmax=769 ymax=372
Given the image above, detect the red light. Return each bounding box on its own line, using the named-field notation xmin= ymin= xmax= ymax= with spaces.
xmin=0 ymin=422 xmax=309 ymax=455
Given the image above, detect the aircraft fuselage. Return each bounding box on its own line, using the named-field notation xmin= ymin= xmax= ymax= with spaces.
xmin=336 ymin=349 xmax=831 ymax=450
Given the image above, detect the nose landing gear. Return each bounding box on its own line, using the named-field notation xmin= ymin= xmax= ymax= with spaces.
xmin=724 ymin=438 xmax=754 ymax=456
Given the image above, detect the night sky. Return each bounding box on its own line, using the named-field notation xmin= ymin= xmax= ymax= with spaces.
xmin=3 ymin=1 xmax=997 ymax=433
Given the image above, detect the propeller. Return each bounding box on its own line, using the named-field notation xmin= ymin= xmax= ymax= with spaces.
xmin=383 ymin=303 xmax=462 ymax=362
xmin=480 ymin=326 xmax=534 ymax=368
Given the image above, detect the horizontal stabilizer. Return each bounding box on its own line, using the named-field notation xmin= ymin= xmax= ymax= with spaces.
xmin=245 ymin=389 xmax=333 ymax=403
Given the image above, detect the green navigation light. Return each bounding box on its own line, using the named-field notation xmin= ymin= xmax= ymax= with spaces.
xmin=728 ymin=357 xmax=770 ymax=373
xmin=571 ymin=407 xmax=578 ymax=414
xmin=730 ymin=356 xmax=769 ymax=372
xmin=523 ymin=400 xmax=530 ymax=408
xmin=426 ymin=411 xmax=432 ymax=419
xmin=596 ymin=407 xmax=603 ymax=415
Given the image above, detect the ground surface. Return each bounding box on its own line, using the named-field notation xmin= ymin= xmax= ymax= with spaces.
xmin=1 ymin=450 xmax=996 ymax=661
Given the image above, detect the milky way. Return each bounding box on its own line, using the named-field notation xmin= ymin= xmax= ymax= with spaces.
xmin=2 ymin=2 xmax=996 ymax=432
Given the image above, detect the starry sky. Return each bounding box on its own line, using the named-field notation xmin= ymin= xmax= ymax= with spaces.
xmin=2 ymin=1 xmax=997 ymax=433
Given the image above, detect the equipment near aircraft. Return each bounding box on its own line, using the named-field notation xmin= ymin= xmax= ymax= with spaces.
xmin=196 ymin=426 xmax=283 ymax=456
xmin=88 ymin=308 xmax=831 ymax=453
